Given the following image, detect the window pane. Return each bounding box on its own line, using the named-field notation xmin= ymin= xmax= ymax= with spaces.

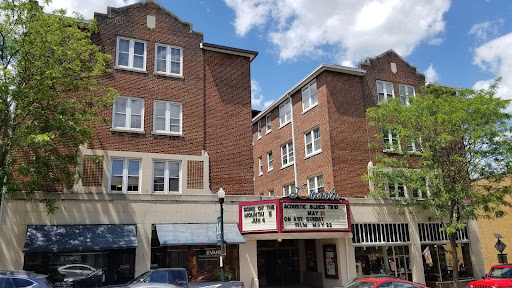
xmin=154 ymin=162 xmax=165 ymax=177
xmin=155 ymin=102 xmax=166 ymax=116
xmin=155 ymin=117 xmax=165 ymax=131
xmin=170 ymin=124 xmax=180 ymax=132
xmin=171 ymin=61 xmax=180 ymax=74
xmin=171 ymin=48 xmax=181 ymax=61
xmin=111 ymin=176 xmax=123 ymax=191
xmin=305 ymin=132 xmax=312 ymax=145
xmin=119 ymin=39 xmax=129 ymax=52
xmin=308 ymin=178 xmax=315 ymax=191
xmin=115 ymin=98 xmax=127 ymax=113
xmin=128 ymin=160 xmax=140 ymax=175
xmin=127 ymin=176 xmax=139 ymax=191
xmin=131 ymin=99 xmax=143 ymax=114
xmin=134 ymin=41 xmax=145 ymax=55
xmin=170 ymin=104 xmax=180 ymax=118
xmin=118 ymin=53 xmax=129 ymax=66
xmin=377 ymin=82 xmax=383 ymax=92
xmin=133 ymin=55 xmax=144 ymax=69
xmin=289 ymin=144 xmax=294 ymax=162
xmin=154 ymin=178 xmax=165 ymax=192
xmin=317 ymin=175 xmax=323 ymax=188
xmin=282 ymin=145 xmax=287 ymax=165
xmin=386 ymin=83 xmax=392 ymax=94
xmin=157 ymin=46 xmax=167 ymax=59
xmin=157 ymin=59 xmax=166 ymax=72
xmin=169 ymin=178 xmax=179 ymax=192
xmin=114 ymin=113 xmax=126 ymax=128
xmin=169 ymin=162 xmax=180 ymax=177
xmin=112 ymin=160 xmax=123 ymax=175
xmin=131 ymin=115 xmax=141 ymax=129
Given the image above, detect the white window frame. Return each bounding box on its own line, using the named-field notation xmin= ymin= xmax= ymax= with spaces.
xmin=116 ymin=37 xmax=147 ymax=71
xmin=283 ymin=183 xmax=295 ymax=197
xmin=377 ymin=80 xmax=394 ymax=102
xmin=109 ymin=158 xmax=141 ymax=194
xmin=258 ymin=157 xmax=263 ymax=176
xmin=281 ymin=142 xmax=294 ymax=168
xmin=266 ymin=114 xmax=272 ymax=134
xmin=304 ymin=127 xmax=321 ymax=157
xmin=302 ymin=80 xmax=318 ymax=112
xmin=112 ymin=97 xmax=144 ymax=132
xmin=267 ymin=151 xmax=273 ymax=172
xmin=399 ymin=84 xmax=415 ymax=105
xmin=279 ymin=100 xmax=292 ymax=127
xmin=382 ymin=128 xmax=400 ymax=152
xmin=388 ymin=183 xmax=406 ymax=199
xmin=152 ymin=160 xmax=182 ymax=194
xmin=307 ymin=174 xmax=324 ymax=194
xmin=154 ymin=43 xmax=183 ymax=76
xmin=153 ymin=101 xmax=182 ymax=135
xmin=257 ymin=120 xmax=262 ymax=139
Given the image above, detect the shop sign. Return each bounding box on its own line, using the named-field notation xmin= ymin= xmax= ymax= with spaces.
xmin=239 ymin=199 xmax=279 ymax=233
xmin=281 ymin=199 xmax=350 ymax=232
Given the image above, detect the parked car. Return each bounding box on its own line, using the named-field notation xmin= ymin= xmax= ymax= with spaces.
xmin=0 ymin=270 xmax=53 ymax=288
xmin=342 ymin=275 xmax=400 ymax=287
xmin=343 ymin=277 xmax=428 ymax=288
xmin=468 ymin=264 xmax=512 ymax=288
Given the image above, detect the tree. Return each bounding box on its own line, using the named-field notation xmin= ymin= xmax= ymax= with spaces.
xmin=0 ymin=0 xmax=116 ymax=211
xmin=365 ymin=82 xmax=512 ymax=288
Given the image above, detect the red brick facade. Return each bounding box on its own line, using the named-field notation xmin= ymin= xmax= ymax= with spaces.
xmin=85 ymin=0 xmax=255 ymax=195
xmin=253 ymin=50 xmax=425 ymax=198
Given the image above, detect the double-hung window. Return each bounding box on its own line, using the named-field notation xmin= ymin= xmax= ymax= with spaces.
xmin=308 ymin=175 xmax=324 ymax=194
xmin=267 ymin=151 xmax=273 ymax=171
xmin=399 ymin=84 xmax=415 ymax=105
xmin=110 ymin=158 xmax=141 ymax=193
xmin=258 ymin=157 xmax=263 ymax=176
xmin=279 ymin=100 xmax=292 ymax=127
xmin=155 ymin=44 xmax=183 ymax=76
xmin=281 ymin=142 xmax=294 ymax=167
xmin=382 ymin=129 xmax=400 ymax=151
xmin=304 ymin=127 xmax=321 ymax=157
xmin=257 ymin=120 xmax=262 ymax=139
xmin=266 ymin=114 xmax=272 ymax=133
xmin=283 ymin=183 xmax=296 ymax=197
xmin=153 ymin=160 xmax=181 ymax=193
xmin=377 ymin=81 xmax=394 ymax=102
xmin=389 ymin=183 xmax=406 ymax=199
xmin=116 ymin=37 xmax=146 ymax=71
xmin=154 ymin=101 xmax=182 ymax=135
xmin=113 ymin=97 xmax=144 ymax=131
xmin=302 ymin=81 xmax=318 ymax=111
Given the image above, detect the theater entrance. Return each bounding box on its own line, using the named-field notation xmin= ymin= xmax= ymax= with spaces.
xmin=257 ymin=239 xmax=301 ymax=287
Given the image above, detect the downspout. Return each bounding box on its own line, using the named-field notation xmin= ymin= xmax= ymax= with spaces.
xmin=289 ymin=94 xmax=298 ymax=187
xmin=345 ymin=233 xmax=351 ymax=281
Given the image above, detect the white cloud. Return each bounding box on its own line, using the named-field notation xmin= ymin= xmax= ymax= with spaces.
xmin=468 ymin=19 xmax=503 ymax=43
xmin=472 ymin=33 xmax=512 ymax=111
xmin=425 ymin=64 xmax=439 ymax=83
xmin=251 ymin=79 xmax=264 ymax=108
xmin=224 ymin=0 xmax=451 ymax=65
xmin=43 ymin=0 xmax=139 ymax=19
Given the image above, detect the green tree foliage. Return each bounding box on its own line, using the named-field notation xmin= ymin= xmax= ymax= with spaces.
xmin=365 ymin=82 xmax=512 ymax=287
xmin=0 ymin=0 xmax=116 ymax=211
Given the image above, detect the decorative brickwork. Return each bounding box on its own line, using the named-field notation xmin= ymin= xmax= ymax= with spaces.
xmin=82 ymin=156 xmax=104 ymax=187
xmin=187 ymin=160 xmax=204 ymax=189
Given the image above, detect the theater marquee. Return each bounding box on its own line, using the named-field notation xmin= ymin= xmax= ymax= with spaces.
xmin=239 ymin=199 xmax=350 ymax=233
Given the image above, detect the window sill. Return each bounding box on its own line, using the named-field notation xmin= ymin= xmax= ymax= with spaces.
xmin=153 ymin=71 xmax=184 ymax=79
xmin=267 ymin=168 xmax=273 ymax=172
xmin=257 ymin=136 xmax=262 ymax=140
xmin=305 ymin=150 xmax=322 ymax=160
xmin=302 ymin=103 xmax=318 ymax=114
xmin=258 ymin=173 xmax=263 ymax=177
xmin=110 ymin=128 xmax=146 ymax=134
xmin=281 ymin=163 xmax=294 ymax=170
xmin=152 ymin=131 xmax=184 ymax=137
xmin=279 ymin=121 xmax=291 ymax=129
xmin=266 ymin=130 xmax=272 ymax=135
xmin=114 ymin=66 xmax=147 ymax=73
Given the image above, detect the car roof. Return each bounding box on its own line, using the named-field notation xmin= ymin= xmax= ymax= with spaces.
xmin=355 ymin=278 xmax=428 ymax=287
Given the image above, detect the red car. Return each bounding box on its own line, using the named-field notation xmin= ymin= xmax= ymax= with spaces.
xmin=469 ymin=265 xmax=512 ymax=288
xmin=343 ymin=277 xmax=429 ymax=288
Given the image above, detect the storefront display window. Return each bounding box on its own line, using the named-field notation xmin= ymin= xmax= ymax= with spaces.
xmin=151 ymin=245 xmax=240 ymax=282
xmin=422 ymin=243 xmax=473 ymax=286
xmin=355 ymin=246 xmax=411 ymax=280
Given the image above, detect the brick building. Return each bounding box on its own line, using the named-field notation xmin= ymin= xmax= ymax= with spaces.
xmin=0 ymin=0 xmax=258 ymax=286
xmin=248 ymin=51 xmax=485 ymax=288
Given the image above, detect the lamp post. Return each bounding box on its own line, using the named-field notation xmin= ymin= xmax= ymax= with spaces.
xmin=218 ymin=188 xmax=226 ymax=282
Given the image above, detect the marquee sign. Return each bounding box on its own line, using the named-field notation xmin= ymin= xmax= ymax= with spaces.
xmin=239 ymin=199 xmax=350 ymax=234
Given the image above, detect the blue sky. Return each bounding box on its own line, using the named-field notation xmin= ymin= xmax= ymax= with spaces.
xmin=47 ymin=0 xmax=512 ymax=112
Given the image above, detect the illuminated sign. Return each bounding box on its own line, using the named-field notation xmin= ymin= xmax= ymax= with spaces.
xmin=239 ymin=200 xmax=279 ymax=233
xmin=281 ymin=200 xmax=350 ymax=232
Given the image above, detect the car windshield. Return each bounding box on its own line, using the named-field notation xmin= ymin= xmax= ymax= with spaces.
xmin=130 ymin=271 xmax=152 ymax=284
xmin=489 ymin=267 xmax=512 ymax=278
xmin=344 ymin=280 xmax=377 ymax=288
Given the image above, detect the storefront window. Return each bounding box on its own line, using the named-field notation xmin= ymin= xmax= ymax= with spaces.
xmin=422 ymin=243 xmax=473 ymax=287
xmin=151 ymin=245 xmax=240 ymax=282
xmin=355 ymin=246 xmax=411 ymax=280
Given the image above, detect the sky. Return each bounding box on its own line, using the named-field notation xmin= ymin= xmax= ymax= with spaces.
xmin=44 ymin=0 xmax=512 ymax=112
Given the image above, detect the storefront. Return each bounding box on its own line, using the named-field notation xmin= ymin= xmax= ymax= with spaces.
xmin=22 ymin=225 xmax=137 ymax=287
xmin=150 ymin=223 xmax=245 ymax=282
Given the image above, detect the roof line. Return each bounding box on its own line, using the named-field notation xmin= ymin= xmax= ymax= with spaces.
xmin=252 ymin=64 xmax=366 ymax=123
xmin=201 ymin=42 xmax=258 ymax=62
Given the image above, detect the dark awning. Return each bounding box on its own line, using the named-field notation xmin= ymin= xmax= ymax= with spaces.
xmin=23 ymin=224 xmax=138 ymax=253
xmin=156 ymin=224 xmax=246 ymax=246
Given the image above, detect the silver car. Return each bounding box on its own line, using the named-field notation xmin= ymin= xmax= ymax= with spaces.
xmin=0 ymin=270 xmax=52 ymax=288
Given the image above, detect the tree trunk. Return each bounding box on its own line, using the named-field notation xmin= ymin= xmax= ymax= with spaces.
xmin=449 ymin=232 xmax=459 ymax=288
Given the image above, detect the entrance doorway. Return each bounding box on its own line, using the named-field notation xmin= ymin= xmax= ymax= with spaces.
xmin=257 ymin=240 xmax=300 ymax=287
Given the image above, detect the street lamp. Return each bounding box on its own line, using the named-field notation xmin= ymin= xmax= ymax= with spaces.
xmin=218 ymin=188 xmax=226 ymax=282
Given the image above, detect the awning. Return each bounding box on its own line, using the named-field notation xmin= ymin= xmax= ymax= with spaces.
xmin=23 ymin=224 xmax=138 ymax=253
xmin=156 ymin=224 xmax=246 ymax=246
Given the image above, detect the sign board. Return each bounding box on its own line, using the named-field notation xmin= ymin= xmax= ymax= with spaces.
xmin=216 ymin=217 xmax=221 ymax=245
xmin=281 ymin=199 xmax=350 ymax=232
xmin=239 ymin=200 xmax=280 ymax=233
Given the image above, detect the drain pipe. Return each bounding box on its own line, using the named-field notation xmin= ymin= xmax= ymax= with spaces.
xmin=289 ymin=94 xmax=298 ymax=187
